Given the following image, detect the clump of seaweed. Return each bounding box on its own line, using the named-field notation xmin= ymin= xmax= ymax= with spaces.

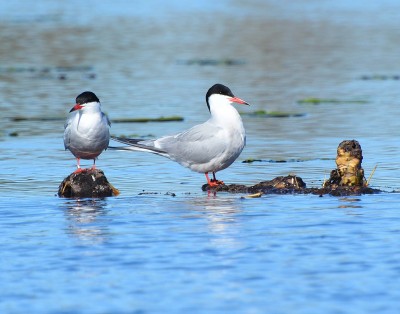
xmin=112 ymin=116 xmax=183 ymax=123
xmin=11 ymin=116 xmax=184 ymax=123
xmin=178 ymin=59 xmax=245 ymax=66
xmin=297 ymin=98 xmax=368 ymax=105
xmin=242 ymin=110 xmax=305 ymax=118
xmin=360 ymin=75 xmax=400 ymax=80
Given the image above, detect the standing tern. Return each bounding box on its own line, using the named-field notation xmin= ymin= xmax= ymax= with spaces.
xmin=64 ymin=91 xmax=110 ymax=172
xmin=111 ymin=83 xmax=249 ymax=187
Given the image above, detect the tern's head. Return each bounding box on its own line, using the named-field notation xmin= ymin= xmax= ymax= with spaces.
xmin=69 ymin=91 xmax=100 ymax=112
xmin=206 ymin=84 xmax=249 ymax=112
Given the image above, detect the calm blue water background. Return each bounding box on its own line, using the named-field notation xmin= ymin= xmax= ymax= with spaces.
xmin=1 ymin=1 xmax=400 ymax=313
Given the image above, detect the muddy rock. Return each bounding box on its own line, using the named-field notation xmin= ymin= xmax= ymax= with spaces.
xmin=202 ymin=174 xmax=380 ymax=196
xmin=324 ymin=140 xmax=365 ymax=187
xmin=58 ymin=169 xmax=119 ymax=198
xmin=201 ymin=139 xmax=381 ymax=196
xmin=202 ymin=175 xmax=307 ymax=194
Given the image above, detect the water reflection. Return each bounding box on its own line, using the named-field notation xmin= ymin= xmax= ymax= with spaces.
xmin=338 ymin=197 xmax=363 ymax=209
xmin=187 ymin=196 xmax=244 ymax=249
xmin=61 ymin=199 xmax=110 ymax=244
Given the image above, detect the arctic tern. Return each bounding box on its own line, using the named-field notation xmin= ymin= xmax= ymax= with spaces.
xmin=64 ymin=91 xmax=110 ymax=172
xmin=111 ymin=84 xmax=249 ymax=187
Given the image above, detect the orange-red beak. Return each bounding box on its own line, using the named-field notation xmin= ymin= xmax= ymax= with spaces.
xmin=228 ymin=97 xmax=250 ymax=106
xmin=69 ymin=104 xmax=83 ymax=112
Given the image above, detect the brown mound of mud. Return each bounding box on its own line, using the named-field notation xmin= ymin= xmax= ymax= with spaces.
xmin=202 ymin=175 xmax=380 ymax=196
xmin=202 ymin=140 xmax=381 ymax=196
xmin=58 ymin=169 xmax=119 ymax=198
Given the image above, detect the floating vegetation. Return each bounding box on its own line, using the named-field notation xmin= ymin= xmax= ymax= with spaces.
xmin=366 ymin=164 xmax=378 ymax=187
xmin=360 ymin=75 xmax=400 ymax=80
xmin=11 ymin=116 xmax=65 ymax=122
xmin=242 ymin=192 xmax=263 ymax=199
xmin=242 ymin=110 xmax=305 ymax=118
xmin=0 ymin=65 xmax=94 ymax=73
xmin=138 ymin=191 xmax=176 ymax=197
xmin=242 ymin=158 xmax=323 ymax=163
xmin=113 ymin=134 xmax=156 ymax=139
xmin=242 ymin=158 xmax=263 ymax=163
xmin=177 ymin=59 xmax=245 ymax=66
xmin=0 ymin=65 xmax=96 ymax=80
xmin=11 ymin=116 xmax=184 ymax=123
xmin=297 ymin=98 xmax=368 ymax=105
xmin=112 ymin=116 xmax=184 ymax=123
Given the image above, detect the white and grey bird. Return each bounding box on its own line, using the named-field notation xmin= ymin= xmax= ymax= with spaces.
xmin=111 ymin=83 xmax=249 ymax=186
xmin=64 ymin=91 xmax=110 ymax=172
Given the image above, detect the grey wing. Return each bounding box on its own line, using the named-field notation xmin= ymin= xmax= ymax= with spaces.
xmin=102 ymin=112 xmax=111 ymax=127
xmin=63 ymin=118 xmax=72 ymax=150
xmin=157 ymin=122 xmax=227 ymax=164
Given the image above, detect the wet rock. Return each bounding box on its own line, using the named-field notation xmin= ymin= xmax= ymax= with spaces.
xmin=202 ymin=174 xmax=380 ymax=196
xmin=58 ymin=169 xmax=119 ymax=198
xmin=202 ymin=139 xmax=382 ymax=197
xmin=324 ymin=140 xmax=365 ymax=187
xmin=202 ymin=175 xmax=306 ymax=194
xmin=202 ymin=183 xmax=248 ymax=193
xmin=313 ymin=185 xmax=379 ymax=197
xmin=247 ymin=175 xmax=309 ymax=195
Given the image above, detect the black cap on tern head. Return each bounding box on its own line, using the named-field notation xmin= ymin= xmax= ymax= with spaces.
xmin=206 ymin=84 xmax=235 ymax=111
xmin=76 ymin=91 xmax=100 ymax=105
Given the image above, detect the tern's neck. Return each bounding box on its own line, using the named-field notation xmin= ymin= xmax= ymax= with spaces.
xmin=209 ymin=99 xmax=242 ymax=128
xmin=81 ymin=102 xmax=102 ymax=114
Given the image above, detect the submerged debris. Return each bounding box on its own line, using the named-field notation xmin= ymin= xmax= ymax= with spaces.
xmin=58 ymin=169 xmax=119 ymax=198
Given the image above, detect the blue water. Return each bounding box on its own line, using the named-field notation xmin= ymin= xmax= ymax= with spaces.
xmin=1 ymin=1 xmax=400 ymax=313
xmin=2 ymin=194 xmax=400 ymax=313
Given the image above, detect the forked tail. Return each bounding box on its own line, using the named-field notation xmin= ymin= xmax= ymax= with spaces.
xmin=109 ymin=136 xmax=169 ymax=158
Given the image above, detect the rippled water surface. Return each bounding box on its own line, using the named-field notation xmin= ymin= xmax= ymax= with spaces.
xmin=1 ymin=1 xmax=400 ymax=313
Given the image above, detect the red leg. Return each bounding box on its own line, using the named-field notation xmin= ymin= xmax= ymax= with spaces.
xmin=212 ymin=172 xmax=224 ymax=185
xmin=205 ymin=172 xmax=223 ymax=187
xmin=73 ymin=158 xmax=83 ymax=173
